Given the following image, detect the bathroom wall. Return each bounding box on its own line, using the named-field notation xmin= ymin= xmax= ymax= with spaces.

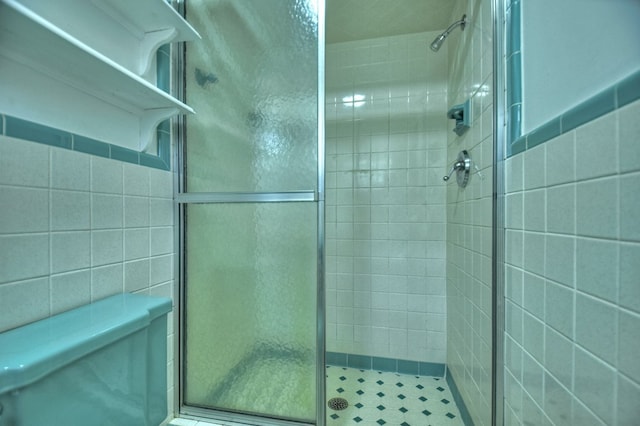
xmin=503 ymin=97 xmax=640 ymax=425
xmin=502 ymin=0 xmax=640 ymax=423
xmin=520 ymin=0 xmax=640 ymax=133
xmin=0 ymin=128 xmax=177 ymax=411
xmin=445 ymin=0 xmax=494 ymax=424
xmin=325 ymin=31 xmax=450 ymax=363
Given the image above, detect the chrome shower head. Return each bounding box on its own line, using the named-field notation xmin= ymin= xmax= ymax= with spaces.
xmin=430 ymin=14 xmax=467 ymax=52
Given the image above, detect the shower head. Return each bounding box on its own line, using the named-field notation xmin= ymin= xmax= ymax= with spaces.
xmin=430 ymin=14 xmax=467 ymax=52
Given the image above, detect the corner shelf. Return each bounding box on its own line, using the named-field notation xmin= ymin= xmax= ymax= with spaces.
xmin=0 ymin=0 xmax=200 ymax=152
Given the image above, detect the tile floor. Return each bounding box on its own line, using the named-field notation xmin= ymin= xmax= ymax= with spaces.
xmin=170 ymin=366 xmax=464 ymax=426
xmin=326 ymin=366 xmax=463 ymax=426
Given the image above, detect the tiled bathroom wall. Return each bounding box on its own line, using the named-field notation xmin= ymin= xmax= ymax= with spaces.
xmin=325 ymin=31 xmax=450 ymax=363
xmin=503 ymin=98 xmax=640 ymax=425
xmin=0 ymin=131 xmax=176 ymax=412
xmin=445 ymin=0 xmax=494 ymax=424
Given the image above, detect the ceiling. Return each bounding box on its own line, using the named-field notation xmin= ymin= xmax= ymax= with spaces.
xmin=326 ymin=0 xmax=458 ymax=44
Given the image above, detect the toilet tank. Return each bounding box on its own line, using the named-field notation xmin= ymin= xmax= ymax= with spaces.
xmin=0 ymin=293 xmax=172 ymax=426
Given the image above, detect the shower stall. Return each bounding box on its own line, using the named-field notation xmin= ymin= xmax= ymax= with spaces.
xmin=175 ymin=0 xmax=496 ymax=425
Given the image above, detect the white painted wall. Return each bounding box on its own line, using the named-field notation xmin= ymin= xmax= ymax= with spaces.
xmin=521 ymin=0 xmax=640 ymax=133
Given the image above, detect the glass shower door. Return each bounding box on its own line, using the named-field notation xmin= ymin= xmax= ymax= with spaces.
xmin=178 ymin=0 xmax=323 ymax=424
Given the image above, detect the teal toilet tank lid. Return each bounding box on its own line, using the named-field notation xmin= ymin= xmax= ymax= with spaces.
xmin=0 ymin=293 xmax=172 ymax=394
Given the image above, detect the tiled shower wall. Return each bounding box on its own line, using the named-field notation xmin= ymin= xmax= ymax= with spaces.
xmin=325 ymin=31 xmax=449 ymax=363
xmin=0 ymin=134 xmax=176 ymax=411
xmin=503 ymin=99 xmax=640 ymax=425
xmin=445 ymin=0 xmax=494 ymax=424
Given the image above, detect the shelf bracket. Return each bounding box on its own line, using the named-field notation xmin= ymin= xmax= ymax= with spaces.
xmin=140 ymin=107 xmax=178 ymax=152
xmin=139 ymin=27 xmax=177 ymax=80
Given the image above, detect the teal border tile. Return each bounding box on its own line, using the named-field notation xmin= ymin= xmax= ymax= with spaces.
xmin=373 ymin=357 xmax=397 ymax=372
xmin=446 ymin=370 xmax=475 ymax=426
xmin=527 ymin=117 xmax=561 ymax=149
xmin=327 ymin=352 xmax=447 ymax=378
xmin=348 ymin=354 xmax=372 ymax=370
xmin=141 ymin=152 xmax=169 ymax=170
xmin=617 ymin=71 xmax=640 ymax=108
xmin=110 ymin=145 xmax=140 ymax=164
xmin=561 ymin=88 xmax=616 ymax=132
xmin=0 ymin=45 xmax=173 ymax=170
xmin=5 ymin=116 xmax=72 ymax=149
xmin=506 ymin=0 xmax=521 ymax=58
xmin=419 ymin=361 xmax=446 ymax=376
xmin=397 ymin=360 xmax=420 ymax=375
xmin=74 ymin=135 xmax=110 ymax=158
xmin=326 ymin=352 xmax=347 ymax=367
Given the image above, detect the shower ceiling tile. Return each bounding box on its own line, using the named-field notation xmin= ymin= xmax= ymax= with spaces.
xmin=326 ymin=0 xmax=458 ymax=44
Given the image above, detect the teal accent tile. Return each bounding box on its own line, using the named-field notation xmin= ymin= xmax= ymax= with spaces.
xmin=509 ymin=104 xmax=522 ymax=142
xmin=157 ymin=129 xmax=171 ymax=168
xmin=562 ymin=88 xmax=615 ymax=132
xmin=617 ymin=69 xmax=640 ymax=107
xmin=140 ymin=152 xmax=169 ymax=170
xmin=373 ymin=357 xmax=397 ymax=372
xmin=158 ymin=43 xmax=171 ymax=56
xmin=507 ymin=53 xmax=522 ymax=107
xmin=348 ymin=354 xmax=372 ymax=370
xmin=73 ymin=135 xmax=110 ymax=158
xmin=110 ymin=145 xmax=139 ymax=164
xmin=157 ymin=49 xmax=171 ymax=94
xmin=419 ymin=362 xmax=445 ymax=376
xmin=327 ymin=352 xmax=347 ymax=367
xmin=527 ymin=117 xmax=561 ymax=149
xmin=6 ymin=116 xmax=71 ymax=149
xmin=506 ymin=0 xmax=521 ymax=57
xmin=446 ymin=371 xmax=475 ymax=426
xmin=397 ymin=360 xmax=420 ymax=375
xmin=511 ymin=136 xmax=526 ymax=156
xmin=158 ymin=119 xmax=171 ymax=134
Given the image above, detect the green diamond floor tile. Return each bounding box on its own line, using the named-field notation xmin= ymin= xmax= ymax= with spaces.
xmin=326 ymin=366 xmax=463 ymax=425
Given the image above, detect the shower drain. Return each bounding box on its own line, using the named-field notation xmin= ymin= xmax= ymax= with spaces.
xmin=327 ymin=397 xmax=349 ymax=411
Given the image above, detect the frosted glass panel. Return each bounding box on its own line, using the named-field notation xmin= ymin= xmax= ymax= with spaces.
xmin=184 ymin=203 xmax=318 ymax=422
xmin=185 ymin=0 xmax=318 ymax=193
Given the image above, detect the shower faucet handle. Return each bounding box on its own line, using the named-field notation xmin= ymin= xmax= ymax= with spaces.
xmin=443 ymin=150 xmax=471 ymax=188
xmin=443 ymin=162 xmax=462 ymax=181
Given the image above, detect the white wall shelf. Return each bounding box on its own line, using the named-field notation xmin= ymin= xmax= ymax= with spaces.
xmin=0 ymin=0 xmax=200 ymax=152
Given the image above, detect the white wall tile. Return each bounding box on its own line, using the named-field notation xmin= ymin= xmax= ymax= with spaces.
xmin=51 ymin=148 xmax=90 ymax=191
xmin=619 ymin=243 xmax=640 ymax=313
xmin=124 ymin=164 xmax=149 ymax=196
xmin=91 ymin=194 xmax=123 ymax=229
xmin=545 ymin=132 xmax=576 ymax=186
xmin=573 ymin=347 xmax=615 ymax=425
xmin=0 ymin=234 xmax=49 ymax=283
xmin=51 ymin=190 xmax=90 ymax=230
xmin=0 ymin=136 xmax=49 ymax=188
xmin=0 ymin=277 xmax=49 ymax=330
xmin=91 ymin=263 xmax=123 ymax=301
xmin=0 ymin=186 xmax=49 ymax=233
xmin=124 ymin=259 xmax=150 ymax=292
xmin=576 ymin=115 xmax=618 ymax=180
xmin=124 ymin=228 xmax=149 ymax=261
xmin=124 ymin=196 xmax=150 ymax=228
xmin=91 ymin=157 xmax=122 ymax=194
xmin=576 ymin=177 xmax=618 ymax=239
xmin=575 ymin=238 xmax=618 ymax=303
xmin=618 ymin=310 xmax=640 ymax=383
xmin=91 ymin=229 xmax=123 ymax=266
xmin=618 ymin=101 xmax=640 ymax=174
xmin=51 ymin=231 xmax=91 ymax=273
xmin=50 ymin=269 xmax=91 ymax=315
xmin=617 ymin=374 xmax=640 ymax=425
xmin=619 ymin=172 xmax=640 ymax=241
